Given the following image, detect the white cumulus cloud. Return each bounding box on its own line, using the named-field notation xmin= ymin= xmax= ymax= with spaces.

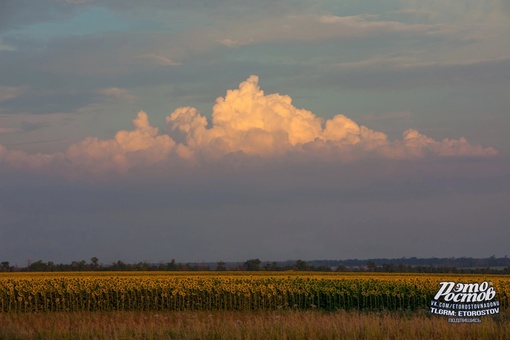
xmin=0 ymin=76 xmax=498 ymax=179
xmin=166 ymin=75 xmax=497 ymax=160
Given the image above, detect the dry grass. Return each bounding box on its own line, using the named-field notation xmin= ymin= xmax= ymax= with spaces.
xmin=0 ymin=310 xmax=508 ymax=340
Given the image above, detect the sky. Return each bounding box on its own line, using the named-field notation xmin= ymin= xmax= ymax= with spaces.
xmin=0 ymin=0 xmax=509 ymax=265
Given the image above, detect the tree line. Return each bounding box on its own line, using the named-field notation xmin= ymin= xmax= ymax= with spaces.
xmin=1 ymin=256 xmax=509 ymax=273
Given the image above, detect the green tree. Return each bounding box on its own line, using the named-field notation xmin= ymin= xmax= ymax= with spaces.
xmin=264 ymin=261 xmax=280 ymax=271
xmin=367 ymin=261 xmax=377 ymax=272
xmin=244 ymin=259 xmax=261 ymax=271
xmin=0 ymin=261 xmax=12 ymax=272
xmin=335 ymin=265 xmax=348 ymax=272
xmin=166 ymin=259 xmax=178 ymax=271
xmin=71 ymin=260 xmax=87 ymax=271
xmin=216 ymin=261 xmax=226 ymax=271
xmin=30 ymin=260 xmax=49 ymax=272
xmin=295 ymin=260 xmax=310 ymax=271
xmin=90 ymin=257 xmax=99 ymax=270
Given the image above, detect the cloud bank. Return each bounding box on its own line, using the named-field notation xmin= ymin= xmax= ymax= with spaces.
xmin=0 ymin=75 xmax=497 ymax=179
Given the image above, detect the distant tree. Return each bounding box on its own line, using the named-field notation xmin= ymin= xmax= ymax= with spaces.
xmin=381 ymin=263 xmax=392 ymax=272
xmin=216 ymin=261 xmax=226 ymax=271
xmin=295 ymin=260 xmax=310 ymax=271
xmin=335 ymin=265 xmax=348 ymax=272
xmin=1 ymin=261 xmax=12 ymax=272
xmin=315 ymin=265 xmax=332 ymax=272
xmin=90 ymin=257 xmax=99 ymax=270
xmin=134 ymin=262 xmax=151 ymax=271
xmin=29 ymin=260 xmax=49 ymax=272
xmin=367 ymin=261 xmax=377 ymax=272
xmin=112 ymin=260 xmax=128 ymax=271
xmin=398 ymin=264 xmax=410 ymax=272
xmin=70 ymin=260 xmax=87 ymax=271
xmin=244 ymin=259 xmax=261 ymax=271
xmin=264 ymin=261 xmax=280 ymax=271
xmin=166 ymin=259 xmax=178 ymax=271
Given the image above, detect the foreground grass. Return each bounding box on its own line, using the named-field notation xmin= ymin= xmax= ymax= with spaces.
xmin=0 ymin=310 xmax=508 ymax=340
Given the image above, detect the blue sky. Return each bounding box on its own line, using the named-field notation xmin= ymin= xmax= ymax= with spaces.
xmin=0 ymin=0 xmax=509 ymax=265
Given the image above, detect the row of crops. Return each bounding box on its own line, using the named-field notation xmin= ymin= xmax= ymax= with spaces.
xmin=1 ymin=273 xmax=509 ymax=313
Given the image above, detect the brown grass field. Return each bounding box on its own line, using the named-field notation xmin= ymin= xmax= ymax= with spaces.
xmin=0 ymin=309 xmax=509 ymax=339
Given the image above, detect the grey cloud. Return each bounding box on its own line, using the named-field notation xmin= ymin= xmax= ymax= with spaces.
xmin=20 ymin=121 xmax=47 ymax=132
xmin=101 ymin=0 xmax=301 ymax=17
xmin=319 ymin=57 xmax=510 ymax=90
xmin=0 ymin=35 xmax=290 ymax=115
xmin=0 ymin=0 xmax=88 ymax=33
xmin=0 ymin=30 xmax=188 ymax=81
xmin=1 ymin=90 xmax=95 ymax=115
xmin=0 ymin=0 xmax=298 ymax=34
xmin=0 ymin=85 xmax=130 ymax=115
xmin=0 ymin=155 xmax=508 ymax=264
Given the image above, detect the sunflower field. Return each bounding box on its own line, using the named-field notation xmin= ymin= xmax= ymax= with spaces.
xmin=1 ymin=272 xmax=508 ymax=313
